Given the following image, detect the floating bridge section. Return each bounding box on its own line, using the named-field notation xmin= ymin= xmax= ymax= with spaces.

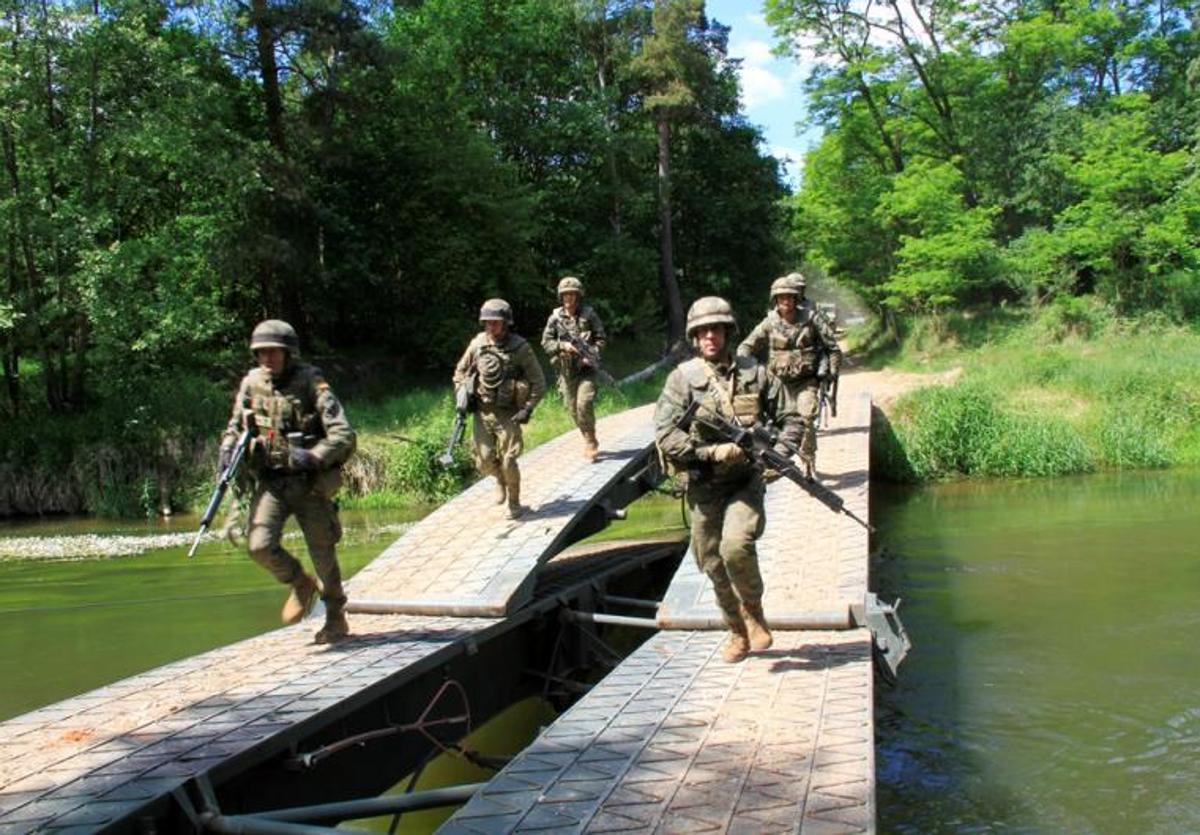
xmin=0 ymin=381 xmax=881 ymax=834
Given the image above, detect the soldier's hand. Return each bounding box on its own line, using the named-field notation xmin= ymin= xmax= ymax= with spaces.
xmin=512 ymin=407 xmax=533 ymax=424
xmin=216 ymin=445 xmax=233 ymax=476
xmin=561 ymin=341 xmax=579 ymax=355
xmin=710 ymin=442 xmax=747 ymax=465
xmin=289 ymin=448 xmax=320 ymax=471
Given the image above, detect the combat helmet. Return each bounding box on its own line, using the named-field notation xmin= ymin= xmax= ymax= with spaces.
xmin=685 ymin=296 xmax=738 ymax=339
xmin=250 ymin=319 xmax=300 ymax=355
xmin=785 ymin=272 xmax=807 ymax=292
xmin=479 ymin=298 xmax=513 ymax=325
xmin=769 ymin=275 xmax=800 ymax=303
xmin=557 ymin=276 xmax=585 ymax=299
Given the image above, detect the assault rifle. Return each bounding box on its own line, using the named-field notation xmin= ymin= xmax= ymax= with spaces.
xmin=439 ymin=369 xmax=477 ymax=468
xmin=562 ymin=332 xmax=616 ymax=386
xmin=816 ymin=354 xmax=839 ymax=428
xmin=188 ymin=414 xmax=256 ymax=558
xmin=675 ymin=400 xmax=872 ymax=532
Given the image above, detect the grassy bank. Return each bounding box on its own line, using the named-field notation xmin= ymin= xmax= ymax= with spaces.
xmin=868 ymin=301 xmax=1200 ymax=482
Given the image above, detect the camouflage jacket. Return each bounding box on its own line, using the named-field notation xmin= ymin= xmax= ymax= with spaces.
xmin=654 ymin=353 xmax=789 ymax=482
xmin=453 ymin=331 xmax=547 ymax=412
xmin=541 ymin=304 xmax=608 ymax=377
xmin=737 ymin=302 xmax=841 ymax=382
xmin=221 ymin=362 xmax=356 ymax=474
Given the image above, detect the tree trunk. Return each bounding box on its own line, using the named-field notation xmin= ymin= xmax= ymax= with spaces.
xmin=656 ymin=115 xmax=685 ymax=347
xmin=251 ymin=0 xmax=287 ymax=156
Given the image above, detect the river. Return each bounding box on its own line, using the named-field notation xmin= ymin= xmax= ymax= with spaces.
xmin=2 ymin=472 xmax=1196 ymax=831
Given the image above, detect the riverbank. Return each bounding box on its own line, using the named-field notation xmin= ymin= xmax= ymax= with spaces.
xmin=864 ymin=303 xmax=1200 ymax=482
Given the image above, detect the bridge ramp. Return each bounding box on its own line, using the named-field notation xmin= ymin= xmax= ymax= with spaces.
xmin=348 ymin=405 xmax=657 ymax=617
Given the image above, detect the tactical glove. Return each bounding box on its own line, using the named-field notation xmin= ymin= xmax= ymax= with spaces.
xmin=289 ymin=447 xmax=320 ymax=471
xmin=709 ymin=442 xmax=747 ymax=466
xmin=512 ymin=407 xmax=533 ymax=425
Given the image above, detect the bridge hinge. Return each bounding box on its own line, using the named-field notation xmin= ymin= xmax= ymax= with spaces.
xmin=851 ymin=592 xmax=912 ymax=686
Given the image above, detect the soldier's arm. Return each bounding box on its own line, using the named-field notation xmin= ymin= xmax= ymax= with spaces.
xmin=518 ymin=342 xmax=547 ymax=410
xmin=219 ymin=376 xmax=252 ymax=453
xmin=452 ymin=340 xmax=477 ymax=387
xmin=654 ymin=370 xmax=705 ymax=466
xmin=310 ymin=373 xmax=357 ymax=466
xmin=588 ymin=308 xmax=608 ymax=351
xmin=540 ymin=313 xmax=561 ymax=357
xmin=737 ymin=321 xmax=767 ymax=361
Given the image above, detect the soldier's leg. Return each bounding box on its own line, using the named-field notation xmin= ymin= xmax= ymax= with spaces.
xmin=577 ymin=376 xmax=598 ymax=460
xmin=292 ymin=482 xmax=349 ymax=643
xmin=494 ymin=412 xmax=526 ymax=518
xmin=473 ymin=410 xmax=505 ymax=503
xmin=688 ymin=489 xmax=745 ymax=631
xmin=246 ymin=480 xmax=304 ymax=584
xmin=797 ymin=383 xmax=820 ymax=475
xmin=559 ymin=374 xmax=580 ymax=428
xmin=721 ymin=476 xmax=771 ymax=650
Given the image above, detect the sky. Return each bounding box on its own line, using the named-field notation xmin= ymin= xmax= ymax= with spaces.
xmin=705 ymin=0 xmax=820 ymax=186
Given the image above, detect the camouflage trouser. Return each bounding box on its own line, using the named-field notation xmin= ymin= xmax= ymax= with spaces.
xmin=687 ymin=473 xmax=766 ymax=628
xmin=247 ymin=472 xmax=346 ymax=613
xmin=778 ymin=379 xmax=819 ymax=464
xmin=558 ymin=372 xmax=596 ymax=434
xmin=472 ymin=407 xmax=523 ymax=484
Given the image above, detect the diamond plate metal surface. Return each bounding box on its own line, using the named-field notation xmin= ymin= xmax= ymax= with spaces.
xmin=347 ymin=405 xmax=658 ymax=616
xmin=657 ymin=389 xmax=872 ymax=630
xmin=439 ymin=630 xmax=875 ymax=835
xmin=0 ymin=614 xmax=495 ymax=831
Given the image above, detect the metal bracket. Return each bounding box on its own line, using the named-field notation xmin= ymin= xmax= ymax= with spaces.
xmin=850 ymin=592 xmax=912 ymax=686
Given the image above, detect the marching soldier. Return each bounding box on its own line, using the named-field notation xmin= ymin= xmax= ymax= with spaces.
xmin=654 ymin=297 xmax=789 ymax=663
xmin=738 ymin=272 xmax=841 ymax=477
xmin=541 ymin=276 xmax=608 ymax=461
xmin=219 ymin=320 xmax=356 ymax=644
xmin=453 ymin=299 xmax=547 ymax=519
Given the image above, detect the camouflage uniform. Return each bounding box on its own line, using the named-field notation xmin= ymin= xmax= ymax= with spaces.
xmin=738 ymin=273 xmax=840 ymax=473
xmin=655 ymin=297 xmax=789 ymax=662
xmin=221 ymin=320 xmax=356 ymax=643
xmin=453 ymin=300 xmax=547 ymax=518
xmin=541 ymin=277 xmax=607 ymax=459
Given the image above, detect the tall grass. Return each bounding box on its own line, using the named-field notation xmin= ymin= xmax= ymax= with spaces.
xmin=876 ymin=305 xmax=1200 ymax=482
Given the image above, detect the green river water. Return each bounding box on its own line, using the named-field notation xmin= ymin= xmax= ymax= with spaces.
xmin=1 ymin=472 xmax=1197 ymax=831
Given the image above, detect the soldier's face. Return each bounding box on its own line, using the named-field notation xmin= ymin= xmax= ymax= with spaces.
xmin=696 ymin=325 xmax=726 ymax=359
xmin=483 ymin=320 xmax=506 ymax=340
xmin=777 ymin=295 xmax=797 ymax=319
xmin=561 ymin=292 xmax=580 ymax=313
xmin=255 ymin=347 xmax=287 ymax=376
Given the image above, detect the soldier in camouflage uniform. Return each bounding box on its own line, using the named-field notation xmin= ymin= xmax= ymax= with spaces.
xmin=219 ymin=320 xmax=357 ymax=644
xmin=541 ymin=276 xmax=608 ymax=461
xmin=454 ymin=299 xmax=547 ymax=519
xmin=738 ymin=273 xmax=841 ymax=478
xmin=655 ymin=297 xmax=790 ymax=663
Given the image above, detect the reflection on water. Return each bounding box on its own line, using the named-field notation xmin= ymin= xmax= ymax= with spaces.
xmin=0 ymin=506 xmax=430 ymax=720
xmin=874 ymin=469 xmax=1200 ymax=833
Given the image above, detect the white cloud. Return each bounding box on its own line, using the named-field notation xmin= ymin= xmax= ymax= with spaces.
xmin=740 ymin=65 xmax=787 ymax=109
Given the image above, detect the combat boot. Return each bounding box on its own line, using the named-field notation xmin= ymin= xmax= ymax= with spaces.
xmin=281 ymin=573 xmax=319 ymax=625
xmin=505 ymin=470 xmax=526 ymax=520
xmin=314 ymin=609 xmax=349 ymax=644
xmin=492 ymin=475 xmax=507 ymax=504
xmin=582 ymin=431 xmax=599 ymax=462
xmin=721 ymin=622 xmax=750 ymax=663
xmin=741 ymin=601 xmax=773 ymax=651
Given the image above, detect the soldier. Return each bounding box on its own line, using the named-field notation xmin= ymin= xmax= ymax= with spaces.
xmin=654 ymin=297 xmax=788 ymax=663
xmin=541 ymin=276 xmax=608 ymax=461
xmin=453 ymin=299 xmax=547 ymax=519
xmin=218 ymin=320 xmax=357 ymax=644
xmin=738 ymin=272 xmax=841 ymax=478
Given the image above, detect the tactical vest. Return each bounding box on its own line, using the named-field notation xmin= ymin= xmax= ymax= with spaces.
xmin=766 ymin=308 xmax=821 ymax=382
xmin=474 ymin=335 xmax=531 ymax=410
xmin=678 ymin=356 xmax=763 ymax=446
xmin=550 ymin=306 xmax=597 ymax=375
xmin=243 ymin=365 xmax=325 ymax=471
